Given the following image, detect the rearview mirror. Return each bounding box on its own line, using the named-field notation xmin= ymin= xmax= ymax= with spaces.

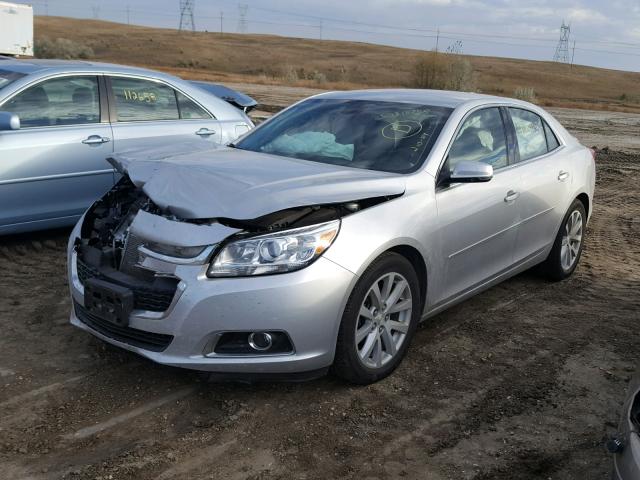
xmin=449 ymin=160 xmax=493 ymax=183
xmin=0 ymin=111 xmax=20 ymax=131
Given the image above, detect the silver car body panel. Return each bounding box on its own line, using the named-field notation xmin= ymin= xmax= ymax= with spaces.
xmin=0 ymin=59 xmax=254 ymax=234
xmin=66 ymin=89 xmax=596 ymax=374
xmin=109 ymin=147 xmax=406 ymax=220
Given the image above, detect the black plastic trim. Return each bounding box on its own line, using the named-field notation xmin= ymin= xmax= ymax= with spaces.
xmin=74 ymin=301 xmax=173 ymax=352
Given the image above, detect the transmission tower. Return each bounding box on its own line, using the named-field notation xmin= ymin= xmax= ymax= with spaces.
xmin=446 ymin=40 xmax=463 ymax=54
xmin=553 ymin=21 xmax=571 ymax=63
xmin=237 ymin=4 xmax=248 ymax=33
xmin=179 ymin=0 xmax=196 ymax=32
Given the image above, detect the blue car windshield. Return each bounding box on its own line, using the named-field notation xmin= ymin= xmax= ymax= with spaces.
xmin=0 ymin=69 xmax=26 ymax=91
xmin=235 ymin=99 xmax=452 ymax=174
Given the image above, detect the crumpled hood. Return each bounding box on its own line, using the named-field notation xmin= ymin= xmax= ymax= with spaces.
xmin=108 ymin=147 xmax=406 ymax=220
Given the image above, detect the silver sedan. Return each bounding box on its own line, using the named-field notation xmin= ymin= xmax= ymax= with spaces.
xmin=66 ymin=89 xmax=596 ymax=384
xmin=0 ymin=59 xmax=255 ymax=235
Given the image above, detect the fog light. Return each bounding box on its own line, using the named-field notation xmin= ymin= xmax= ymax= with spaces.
xmin=248 ymin=332 xmax=272 ymax=351
xmin=210 ymin=331 xmax=293 ymax=355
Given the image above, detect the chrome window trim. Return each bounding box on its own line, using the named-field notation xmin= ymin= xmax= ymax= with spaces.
xmin=0 ymin=72 xmax=106 ymax=129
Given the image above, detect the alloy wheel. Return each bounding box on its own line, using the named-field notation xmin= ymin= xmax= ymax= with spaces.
xmin=355 ymin=272 xmax=413 ymax=369
xmin=560 ymin=209 xmax=583 ymax=270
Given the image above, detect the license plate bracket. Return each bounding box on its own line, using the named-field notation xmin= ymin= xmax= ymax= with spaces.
xmin=84 ymin=278 xmax=134 ymax=327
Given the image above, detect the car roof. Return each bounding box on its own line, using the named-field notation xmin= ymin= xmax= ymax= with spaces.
xmin=0 ymin=57 xmax=176 ymax=79
xmin=315 ymin=89 xmax=509 ymax=109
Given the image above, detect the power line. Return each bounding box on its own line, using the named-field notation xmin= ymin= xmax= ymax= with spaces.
xmin=178 ymin=0 xmax=195 ymax=32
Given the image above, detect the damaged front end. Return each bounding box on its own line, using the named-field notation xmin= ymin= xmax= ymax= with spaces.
xmin=72 ymin=173 xmax=400 ymax=320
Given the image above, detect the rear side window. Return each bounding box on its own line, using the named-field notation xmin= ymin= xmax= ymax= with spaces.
xmin=509 ymin=108 xmax=548 ymax=161
xmin=544 ymin=121 xmax=560 ymax=151
xmin=446 ymin=107 xmax=508 ymax=171
xmin=111 ymin=77 xmax=179 ymax=122
xmin=176 ymin=91 xmax=211 ymax=119
xmin=2 ymin=76 xmax=100 ymax=128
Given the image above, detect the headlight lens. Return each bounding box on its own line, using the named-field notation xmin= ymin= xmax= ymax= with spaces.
xmin=207 ymin=220 xmax=340 ymax=277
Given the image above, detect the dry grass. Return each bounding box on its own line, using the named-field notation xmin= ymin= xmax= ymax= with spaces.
xmin=34 ymin=16 xmax=640 ymax=113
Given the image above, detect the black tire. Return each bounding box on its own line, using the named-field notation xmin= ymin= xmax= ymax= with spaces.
xmin=539 ymin=199 xmax=587 ymax=281
xmin=332 ymin=252 xmax=421 ymax=384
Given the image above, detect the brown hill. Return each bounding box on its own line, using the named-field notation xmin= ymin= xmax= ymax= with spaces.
xmin=35 ymin=16 xmax=640 ymax=113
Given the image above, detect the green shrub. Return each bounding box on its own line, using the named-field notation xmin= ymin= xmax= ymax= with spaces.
xmin=514 ymin=86 xmax=537 ymax=102
xmin=412 ymin=51 xmax=475 ymax=91
xmin=35 ymin=36 xmax=94 ymax=59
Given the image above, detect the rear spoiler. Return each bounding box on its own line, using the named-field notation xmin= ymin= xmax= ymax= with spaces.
xmin=188 ymin=81 xmax=258 ymax=113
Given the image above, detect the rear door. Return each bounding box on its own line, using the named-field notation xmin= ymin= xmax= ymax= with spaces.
xmin=0 ymin=74 xmax=114 ymax=232
xmin=434 ymin=106 xmax=521 ymax=302
xmin=506 ymin=107 xmax=571 ymax=263
xmin=106 ymin=76 xmax=222 ymax=153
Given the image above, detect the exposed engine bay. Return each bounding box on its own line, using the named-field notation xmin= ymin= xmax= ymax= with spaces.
xmin=78 ymin=176 xmax=398 ymax=265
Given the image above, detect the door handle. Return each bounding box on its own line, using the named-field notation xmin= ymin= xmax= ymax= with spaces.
xmin=504 ymin=190 xmax=520 ymax=203
xmin=558 ymin=170 xmax=570 ymax=181
xmin=82 ymin=135 xmax=110 ymax=145
xmin=195 ymin=128 xmax=216 ymax=137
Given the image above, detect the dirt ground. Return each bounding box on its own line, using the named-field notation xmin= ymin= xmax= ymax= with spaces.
xmin=1 ymin=100 xmax=639 ymax=479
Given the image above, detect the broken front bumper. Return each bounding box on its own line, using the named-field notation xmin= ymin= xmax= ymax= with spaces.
xmin=67 ymin=219 xmax=357 ymax=375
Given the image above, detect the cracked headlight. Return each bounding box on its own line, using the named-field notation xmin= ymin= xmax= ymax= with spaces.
xmin=207 ymin=220 xmax=340 ymax=277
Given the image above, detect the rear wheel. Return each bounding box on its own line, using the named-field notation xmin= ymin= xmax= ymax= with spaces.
xmin=332 ymin=252 xmax=421 ymax=384
xmin=540 ymin=199 xmax=586 ymax=281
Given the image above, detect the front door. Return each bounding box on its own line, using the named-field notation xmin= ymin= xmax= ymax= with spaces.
xmin=434 ymin=107 xmax=521 ymax=303
xmin=0 ymin=75 xmax=114 ymax=232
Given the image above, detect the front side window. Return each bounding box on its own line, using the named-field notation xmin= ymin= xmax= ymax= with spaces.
xmin=2 ymin=76 xmax=100 ymax=128
xmin=235 ymin=99 xmax=452 ymax=174
xmin=509 ymin=108 xmax=548 ymax=161
xmin=445 ymin=107 xmax=508 ymax=172
xmin=111 ymin=77 xmax=179 ymax=122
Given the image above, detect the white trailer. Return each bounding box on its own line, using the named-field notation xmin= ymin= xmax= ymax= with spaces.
xmin=0 ymin=2 xmax=33 ymax=56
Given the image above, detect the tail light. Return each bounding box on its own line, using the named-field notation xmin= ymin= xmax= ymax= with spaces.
xmin=589 ymin=148 xmax=597 ymax=162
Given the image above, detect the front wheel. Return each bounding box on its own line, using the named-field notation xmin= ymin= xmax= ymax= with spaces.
xmin=540 ymin=199 xmax=587 ymax=281
xmin=332 ymin=252 xmax=421 ymax=384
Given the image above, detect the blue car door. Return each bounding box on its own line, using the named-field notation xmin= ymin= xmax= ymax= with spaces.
xmin=0 ymin=74 xmax=114 ymax=234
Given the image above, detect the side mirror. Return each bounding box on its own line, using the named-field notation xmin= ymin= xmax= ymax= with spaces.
xmin=0 ymin=111 xmax=20 ymax=131
xmin=449 ymin=160 xmax=493 ymax=183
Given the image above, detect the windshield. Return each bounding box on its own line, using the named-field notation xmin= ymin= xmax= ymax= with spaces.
xmin=235 ymin=99 xmax=452 ymax=174
xmin=0 ymin=69 xmax=26 ymax=91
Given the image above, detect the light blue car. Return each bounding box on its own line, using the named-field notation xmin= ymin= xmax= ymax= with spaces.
xmin=0 ymin=58 xmax=256 ymax=235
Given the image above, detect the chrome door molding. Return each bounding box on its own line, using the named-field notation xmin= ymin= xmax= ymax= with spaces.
xmin=0 ymin=168 xmax=114 ymax=186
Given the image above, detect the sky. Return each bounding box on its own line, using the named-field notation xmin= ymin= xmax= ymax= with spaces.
xmin=15 ymin=0 xmax=640 ymax=72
